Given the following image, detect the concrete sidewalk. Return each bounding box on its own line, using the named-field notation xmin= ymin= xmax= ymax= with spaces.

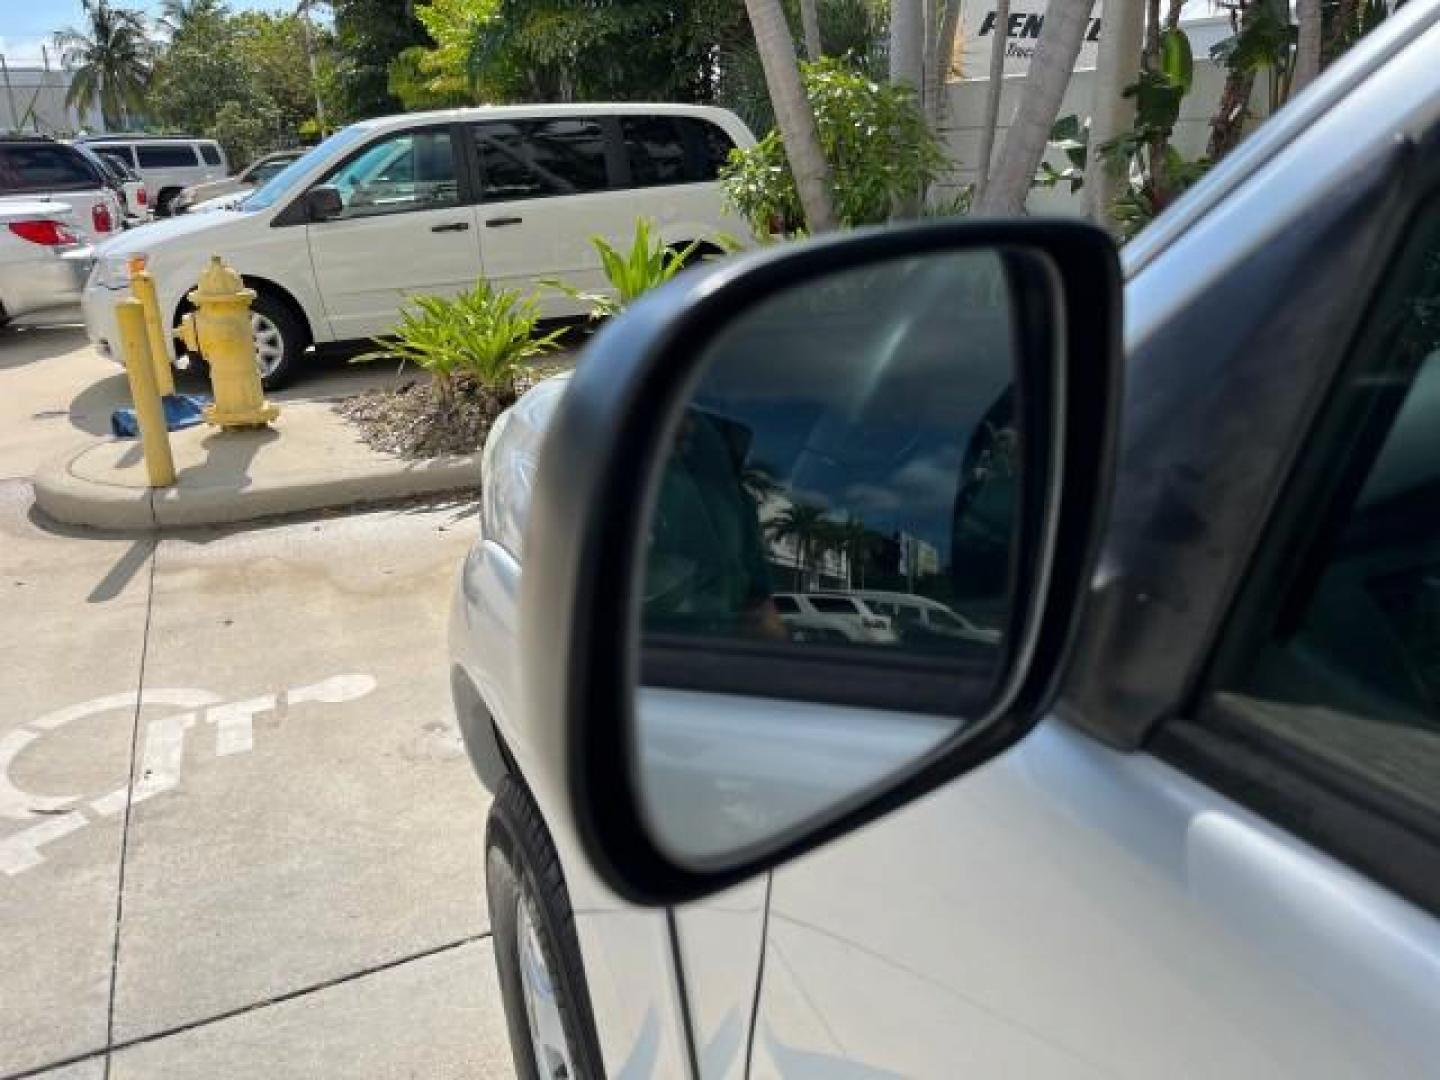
xmin=0 ymin=482 xmax=506 ymax=1078
xmin=34 ymin=401 xmax=480 ymax=531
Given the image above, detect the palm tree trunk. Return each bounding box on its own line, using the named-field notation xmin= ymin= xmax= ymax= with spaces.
xmin=1292 ymin=0 xmax=1322 ymax=95
xmin=800 ymin=0 xmax=823 ymax=60
xmin=1082 ymin=0 xmax=1145 ymax=229
xmin=976 ymin=0 xmax=1098 ymax=217
xmin=926 ymin=0 xmax=964 ymax=130
xmin=891 ymin=0 xmax=927 ymax=216
xmin=744 ymin=0 xmax=838 ymax=232
xmin=974 ymin=0 xmax=1011 ymax=202
xmin=890 ymin=0 xmax=925 ymax=93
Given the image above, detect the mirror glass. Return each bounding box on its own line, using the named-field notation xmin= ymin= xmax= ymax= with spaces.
xmin=634 ymin=249 xmax=1030 ymax=867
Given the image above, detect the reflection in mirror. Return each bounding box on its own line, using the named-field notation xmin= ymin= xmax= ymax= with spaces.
xmin=636 ymin=250 xmax=1024 ymax=866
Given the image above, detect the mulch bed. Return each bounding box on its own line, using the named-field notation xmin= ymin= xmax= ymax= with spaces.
xmin=335 ymin=357 xmax=576 ymax=460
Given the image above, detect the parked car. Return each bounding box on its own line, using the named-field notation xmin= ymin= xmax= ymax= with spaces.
xmin=170 ymin=148 xmax=307 ymax=216
xmin=81 ymin=104 xmax=754 ymax=387
xmin=0 ymin=135 xmax=123 ymax=244
xmin=770 ymin=592 xmax=898 ymax=644
xmin=0 ymin=201 xmax=94 ymax=327
xmin=448 ymin=3 xmax=1440 ymax=1077
xmin=74 ymin=143 xmax=149 ymax=224
xmin=852 ymin=589 xmax=1002 ymax=645
xmin=78 ymin=135 xmax=227 ymax=216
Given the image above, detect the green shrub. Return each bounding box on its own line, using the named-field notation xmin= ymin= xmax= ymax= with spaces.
xmin=546 ymin=218 xmax=704 ymax=320
xmin=360 ymin=280 xmax=563 ymax=402
xmin=720 ymin=56 xmax=949 ymax=236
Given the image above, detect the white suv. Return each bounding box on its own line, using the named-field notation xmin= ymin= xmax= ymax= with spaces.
xmin=78 ymin=136 xmax=228 ymax=217
xmin=771 ymin=592 xmax=898 ymax=643
xmin=81 ymin=104 xmax=754 ymax=387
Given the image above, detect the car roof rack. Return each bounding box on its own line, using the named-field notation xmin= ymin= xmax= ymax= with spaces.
xmin=78 ymin=133 xmax=214 ymax=142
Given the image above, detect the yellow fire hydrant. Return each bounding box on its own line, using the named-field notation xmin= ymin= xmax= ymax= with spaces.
xmin=175 ymin=256 xmax=279 ymax=431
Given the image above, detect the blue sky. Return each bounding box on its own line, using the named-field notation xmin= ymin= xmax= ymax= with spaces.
xmin=1 ymin=1 xmax=300 ymax=64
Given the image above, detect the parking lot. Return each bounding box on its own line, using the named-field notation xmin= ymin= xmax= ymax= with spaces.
xmin=0 ymin=316 xmax=513 ymax=1078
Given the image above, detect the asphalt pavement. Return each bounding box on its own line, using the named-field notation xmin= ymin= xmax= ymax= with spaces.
xmin=0 ymin=315 xmax=513 ymax=1078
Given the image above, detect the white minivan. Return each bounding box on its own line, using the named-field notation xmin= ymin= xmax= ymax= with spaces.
xmin=81 ymin=104 xmax=754 ymax=387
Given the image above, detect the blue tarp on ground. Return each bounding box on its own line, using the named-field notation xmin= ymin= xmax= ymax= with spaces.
xmin=110 ymin=394 xmax=210 ymax=438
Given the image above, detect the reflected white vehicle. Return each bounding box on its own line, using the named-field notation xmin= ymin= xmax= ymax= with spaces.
xmin=853 ymin=589 xmax=1001 ymax=645
xmin=770 ymin=591 xmax=898 ymax=644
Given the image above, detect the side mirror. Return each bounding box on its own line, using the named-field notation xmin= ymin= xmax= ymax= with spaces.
xmin=523 ymin=221 xmax=1121 ymax=905
xmin=304 ymin=184 xmax=343 ymax=222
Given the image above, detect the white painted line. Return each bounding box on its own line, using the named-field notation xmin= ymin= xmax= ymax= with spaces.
xmin=286 ymin=673 xmax=377 ymax=706
xmin=4 ymin=674 xmax=378 ymax=877
xmin=0 ymin=729 xmax=76 ymax=820
xmin=130 ymin=711 xmax=196 ymax=806
xmin=0 ymin=811 xmax=88 ymax=876
xmin=206 ymin=695 xmax=277 ymax=757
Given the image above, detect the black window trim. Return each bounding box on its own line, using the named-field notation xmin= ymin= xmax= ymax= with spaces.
xmin=1152 ymin=170 xmax=1440 ymax=915
xmin=136 ymin=143 xmax=202 ymax=168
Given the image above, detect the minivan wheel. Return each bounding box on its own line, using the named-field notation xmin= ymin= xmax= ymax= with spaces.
xmin=486 ymin=777 xmax=604 ymax=1080
xmin=249 ymin=292 xmax=306 ymax=389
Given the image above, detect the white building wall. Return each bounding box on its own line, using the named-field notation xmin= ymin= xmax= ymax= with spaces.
xmin=935 ymin=14 xmax=1254 ymax=214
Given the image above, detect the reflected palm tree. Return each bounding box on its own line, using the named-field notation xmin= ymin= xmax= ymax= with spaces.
xmin=766 ymin=501 xmax=828 ymax=591
xmin=832 ymin=516 xmax=872 ymax=589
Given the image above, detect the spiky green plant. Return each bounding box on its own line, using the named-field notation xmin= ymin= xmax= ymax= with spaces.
xmin=359 ymin=280 xmax=563 ymax=404
xmin=546 ymin=218 xmax=704 ymax=321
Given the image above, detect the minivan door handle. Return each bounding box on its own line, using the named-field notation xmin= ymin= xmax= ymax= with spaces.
xmin=430 ymin=221 xmax=470 ymax=233
xmin=485 ymin=216 xmax=523 ymax=228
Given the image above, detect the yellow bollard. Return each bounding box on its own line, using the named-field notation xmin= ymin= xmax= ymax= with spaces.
xmin=175 ymin=256 xmax=279 ymax=431
xmin=128 ymin=261 xmax=177 ymax=398
xmin=116 ymin=298 xmax=176 ymax=488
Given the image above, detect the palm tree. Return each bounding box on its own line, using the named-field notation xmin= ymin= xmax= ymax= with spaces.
xmin=974 ymin=0 xmax=1012 ymax=203
xmin=800 ymin=0 xmax=824 ymax=59
xmin=742 ymin=0 xmax=838 ymax=232
xmin=976 ymin=0 xmax=1098 ymax=216
xmin=157 ymin=0 xmax=228 ymax=38
xmin=832 ymin=516 xmax=872 ymax=589
xmin=54 ymin=0 xmax=153 ymax=130
xmin=766 ymin=501 xmax=829 ymax=590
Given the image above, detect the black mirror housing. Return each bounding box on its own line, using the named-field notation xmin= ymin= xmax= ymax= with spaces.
xmin=305 ymin=184 xmax=343 ymax=222
xmin=521 ymin=220 xmax=1123 ymax=905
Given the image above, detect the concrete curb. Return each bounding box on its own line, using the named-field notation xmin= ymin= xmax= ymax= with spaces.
xmin=33 ymin=403 xmax=480 ymax=531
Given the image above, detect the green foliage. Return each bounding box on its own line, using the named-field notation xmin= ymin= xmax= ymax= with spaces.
xmin=52 ymin=0 xmax=153 ymax=129
xmin=545 ymin=219 xmax=701 ymax=320
xmin=331 ymin=0 xmax=430 ymax=120
xmin=148 ymin=6 xmax=333 ymax=164
xmin=720 ymin=57 xmax=947 ymax=235
xmin=1035 ymin=114 xmax=1089 ymax=193
xmin=361 ymin=281 xmax=564 ymax=401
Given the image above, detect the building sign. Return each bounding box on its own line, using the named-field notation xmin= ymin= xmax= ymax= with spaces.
xmin=959 ymin=2 xmax=1104 ymax=79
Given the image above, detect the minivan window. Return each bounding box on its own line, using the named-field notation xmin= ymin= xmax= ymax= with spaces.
xmin=0 ymin=144 xmax=99 ymax=193
xmin=621 ymin=116 xmax=687 ymax=187
xmin=322 ymin=128 xmax=459 ymax=218
xmin=244 ymin=125 xmax=367 ymax=211
xmin=809 ymin=597 xmax=862 ymax=615
xmin=200 ymin=144 xmax=223 ymax=166
xmin=619 ymin=116 xmax=735 ymax=186
xmin=677 ymin=117 xmax=735 ymax=179
xmin=137 ymin=144 xmax=200 ymax=168
xmin=474 ymin=119 xmax=609 ymax=200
